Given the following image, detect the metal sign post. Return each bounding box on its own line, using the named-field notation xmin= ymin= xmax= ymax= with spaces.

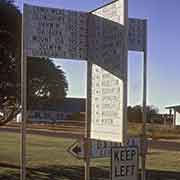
xmin=20 ymin=5 xmax=27 ymax=180
xmin=141 ymin=19 xmax=147 ymax=180
xmin=123 ymin=0 xmax=128 ymax=147
xmin=84 ymin=61 xmax=92 ymax=180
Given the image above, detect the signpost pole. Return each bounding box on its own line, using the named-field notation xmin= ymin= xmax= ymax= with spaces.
xmin=141 ymin=19 xmax=147 ymax=180
xmin=84 ymin=62 xmax=92 ymax=180
xmin=20 ymin=5 xmax=27 ymax=180
xmin=123 ymin=0 xmax=128 ymax=146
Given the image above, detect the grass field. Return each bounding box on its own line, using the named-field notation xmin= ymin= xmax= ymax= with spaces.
xmin=0 ymin=131 xmax=110 ymax=180
xmin=1 ymin=131 xmax=180 ymax=179
xmin=6 ymin=122 xmax=180 ymax=140
xmin=128 ymin=122 xmax=180 ymax=139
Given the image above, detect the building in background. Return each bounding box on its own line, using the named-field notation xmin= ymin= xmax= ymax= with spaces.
xmin=150 ymin=113 xmax=173 ymax=125
xmin=17 ymin=98 xmax=85 ymax=123
xmin=165 ymin=105 xmax=180 ymax=127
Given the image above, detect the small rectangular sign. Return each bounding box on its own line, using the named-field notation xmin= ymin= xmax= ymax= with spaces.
xmin=128 ymin=18 xmax=146 ymax=52
xmin=91 ymin=137 xmax=145 ymax=158
xmin=111 ymin=146 xmax=138 ymax=180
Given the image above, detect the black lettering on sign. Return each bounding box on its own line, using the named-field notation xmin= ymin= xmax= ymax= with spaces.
xmin=120 ymin=150 xmax=125 ymax=161
xmin=114 ymin=151 xmax=120 ymax=161
xmin=120 ymin=165 xmax=125 ymax=176
xmin=112 ymin=148 xmax=137 ymax=178
xmin=115 ymin=166 xmax=120 ymax=177
xmin=126 ymin=149 xmax=131 ymax=160
xmin=114 ymin=165 xmax=136 ymax=177
xmin=131 ymin=149 xmax=136 ymax=160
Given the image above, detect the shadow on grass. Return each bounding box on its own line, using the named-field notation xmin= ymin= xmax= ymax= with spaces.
xmin=0 ymin=165 xmax=110 ymax=180
xmin=1 ymin=164 xmax=180 ymax=180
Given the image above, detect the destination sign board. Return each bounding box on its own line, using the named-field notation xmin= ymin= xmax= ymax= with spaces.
xmin=128 ymin=18 xmax=146 ymax=52
xmin=90 ymin=64 xmax=124 ymax=142
xmin=88 ymin=0 xmax=126 ymax=79
xmin=24 ymin=4 xmax=88 ymax=60
xmin=89 ymin=0 xmax=126 ymax=143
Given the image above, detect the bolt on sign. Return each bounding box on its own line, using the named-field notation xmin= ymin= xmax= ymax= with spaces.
xmin=111 ymin=147 xmax=138 ymax=180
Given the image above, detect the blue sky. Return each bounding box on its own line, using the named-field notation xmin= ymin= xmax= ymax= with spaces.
xmin=15 ymin=0 xmax=180 ymax=113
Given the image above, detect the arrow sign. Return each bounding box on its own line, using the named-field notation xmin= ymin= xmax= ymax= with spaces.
xmin=67 ymin=141 xmax=84 ymax=159
xmin=67 ymin=137 xmax=147 ymax=159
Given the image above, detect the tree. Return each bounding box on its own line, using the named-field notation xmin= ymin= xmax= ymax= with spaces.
xmin=127 ymin=105 xmax=159 ymax=123
xmin=0 ymin=0 xmax=68 ymax=125
xmin=27 ymin=57 xmax=68 ymax=110
xmin=127 ymin=105 xmax=142 ymax=123
xmin=0 ymin=0 xmax=21 ymax=125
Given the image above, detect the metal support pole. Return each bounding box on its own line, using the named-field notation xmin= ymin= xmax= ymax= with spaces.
xmin=173 ymin=110 xmax=176 ymax=128
xmin=141 ymin=19 xmax=147 ymax=180
xmin=123 ymin=0 xmax=128 ymax=146
xmin=84 ymin=62 xmax=92 ymax=180
xmin=84 ymin=139 xmax=90 ymax=180
xmin=20 ymin=4 xmax=27 ymax=180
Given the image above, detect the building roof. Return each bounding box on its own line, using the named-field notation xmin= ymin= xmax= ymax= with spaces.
xmin=165 ymin=105 xmax=180 ymax=109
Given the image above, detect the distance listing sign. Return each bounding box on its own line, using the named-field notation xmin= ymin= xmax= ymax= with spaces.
xmin=89 ymin=0 xmax=126 ymax=143
xmin=24 ymin=4 xmax=88 ymax=60
xmin=128 ymin=18 xmax=146 ymax=52
xmin=111 ymin=146 xmax=138 ymax=180
xmin=90 ymin=64 xmax=124 ymax=142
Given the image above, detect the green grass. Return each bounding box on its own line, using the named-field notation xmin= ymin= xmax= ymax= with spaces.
xmin=1 ymin=131 xmax=180 ymax=179
xmin=0 ymin=131 xmax=110 ymax=180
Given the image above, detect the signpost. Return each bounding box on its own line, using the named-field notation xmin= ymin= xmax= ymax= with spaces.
xmin=21 ymin=1 xmax=148 ymax=180
xmin=111 ymin=147 xmax=138 ymax=180
xmin=128 ymin=17 xmax=148 ymax=180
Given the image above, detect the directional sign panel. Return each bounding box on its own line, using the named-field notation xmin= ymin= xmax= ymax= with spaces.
xmin=67 ymin=137 xmax=144 ymax=159
xmin=89 ymin=0 xmax=127 ymax=143
xmin=88 ymin=0 xmax=126 ymax=79
xmin=90 ymin=64 xmax=124 ymax=142
xmin=24 ymin=4 xmax=88 ymax=60
xmin=111 ymin=146 xmax=138 ymax=180
xmin=128 ymin=18 xmax=146 ymax=52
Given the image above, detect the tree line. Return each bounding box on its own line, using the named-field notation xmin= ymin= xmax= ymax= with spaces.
xmin=0 ymin=0 xmax=68 ymax=125
xmin=127 ymin=105 xmax=159 ymax=123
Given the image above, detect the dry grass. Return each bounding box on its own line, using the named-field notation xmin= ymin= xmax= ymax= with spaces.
xmin=128 ymin=122 xmax=180 ymax=139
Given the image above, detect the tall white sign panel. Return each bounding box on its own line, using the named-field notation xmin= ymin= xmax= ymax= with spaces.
xmin=128 ymin=18 xmax=146 ymax=52
xmin=24 ymin=4 xmax=88 ymax=60
xmin=111 ymin=147 xmax=138 ymax=180
xmin=88 ymin=0 xmax=127 ymax=142
xmin=91 ymin=64 xmax=124 ymax=142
